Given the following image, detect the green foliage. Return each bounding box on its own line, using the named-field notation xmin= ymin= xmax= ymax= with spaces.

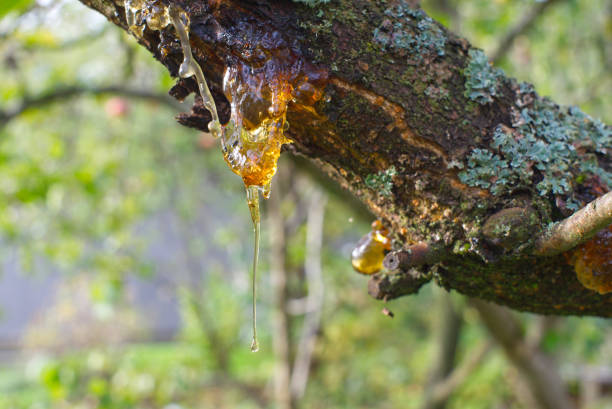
xmin=0 ymin=0 xmax=33 ymax=18
xmin=463 ymin=49 xmax=504 ymax=104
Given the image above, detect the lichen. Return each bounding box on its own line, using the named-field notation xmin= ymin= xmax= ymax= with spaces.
xmin=372 ymin=2 xmax=446 ymax=60
xmin=365 ymin=166 xmax=397 ymax=196
xmin=458 ymin=98 xmax=611 ymax=208
xmin=291 ymin=0 xmax=330 ymax=7
xmin=463 ymin=49 xmax=504 ymax=104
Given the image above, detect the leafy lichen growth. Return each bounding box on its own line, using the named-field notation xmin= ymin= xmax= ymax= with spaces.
xmin=463 ymin=49 xmax=504 ymax=104
xmin=365 ymin=166 xmax=397 ymax=196
xmin=458 ymin=97 xmax=611 ymax=208
xmin=291 ymin=0 xmax=330 ymax=7
xmin=373 ymin=2 xmax=446 ymax=60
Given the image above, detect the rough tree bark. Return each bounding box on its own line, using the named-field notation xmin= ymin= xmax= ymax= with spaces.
xmin=77 ymin=0 xmax=612 ymax=316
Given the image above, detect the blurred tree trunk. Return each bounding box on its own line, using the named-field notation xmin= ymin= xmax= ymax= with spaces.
xmin=77 ymin=0 xmax=612 ymax=317
xmin=269 ymin=169 xmax=294 ymax=409
xmin=422 ymin=293 xmax=462 ymax=409
xmin=472 ymin=299 xmax=575 ymax=409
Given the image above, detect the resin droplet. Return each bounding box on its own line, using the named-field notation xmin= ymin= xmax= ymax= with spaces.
xmin=124 ymin=0 xmax=146 ymax=37
xmin=220 ymin=62 xmax=292 ymax=191
xmin=124 ymin=0 xmax=169 ymax=38
xmin=351 ymin=220 xmax=392 ymax=275
xmin=566 ymin=224 xmax=612 ymax=295
xmin=124 ymin=3 xmax=328 ymax=351
xmin=144 ymin=0 xmax=169 ymax=31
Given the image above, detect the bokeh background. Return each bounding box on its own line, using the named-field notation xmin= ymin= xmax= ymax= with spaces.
xmin=0 ymin=0 xmax=610 ymax=408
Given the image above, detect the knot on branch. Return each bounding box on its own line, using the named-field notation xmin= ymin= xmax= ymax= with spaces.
xmin=481 ymin=206 xmax=540 ymax=252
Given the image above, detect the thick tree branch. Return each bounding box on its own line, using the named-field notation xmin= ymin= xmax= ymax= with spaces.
xmin=75 ymin=0 xmax=612 ymax=316
xmin=534 ymin=192 xmax=612 ymax=256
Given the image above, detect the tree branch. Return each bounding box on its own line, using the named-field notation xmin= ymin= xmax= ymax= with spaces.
xmin=383 ymin=242 xmax=446 ymax=272
xmin=72 ymin=0 xmax=612 ymax=316
xmin=268 ymin=170 xmax=293 ymax=409
xmin=471 ymin=299 xmax=574 ymax=409
xmin=290 ymin=187 xmax=326 ymax=400
xmin=421 ymin=293 xmax=464 ymax=409
xmin=534 ymin=192 xmax=612 ymax=256
xmin=0 ymin=85 xmax=183 ymax=127
xmin=491 ymin=0 xmax=564 ymax=63
xmin=428 ymin=341 xmax=493 ymax=407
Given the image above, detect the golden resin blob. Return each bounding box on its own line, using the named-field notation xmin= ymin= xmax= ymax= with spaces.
xmin=566 ymin=224 xmax=612 ymax=295
xmin=124 ymin=1 xmax=325 ymax=352
xmin=221 ymin=63 xmax=293 ymax=196
xmin=351 ymin=220 xmax=392 ymax=275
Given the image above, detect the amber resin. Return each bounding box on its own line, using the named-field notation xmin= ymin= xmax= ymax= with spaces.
xmin=352 ymin=220 xmax=392 ymax=275
xmin=566 ymin=224 xmax=612 ymax=295
xmin=124 ymin=0 xmax=169 ymax=38
xmin=123 ymin=1 xmax=326 ymax=351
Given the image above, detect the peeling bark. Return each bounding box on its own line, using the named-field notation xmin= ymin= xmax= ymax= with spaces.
xmin=76 ymin=0 xmax=612 ymax=316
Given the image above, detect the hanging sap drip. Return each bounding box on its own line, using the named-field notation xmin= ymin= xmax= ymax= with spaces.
xmin=123 ymin=0 xmax=326 ymax=351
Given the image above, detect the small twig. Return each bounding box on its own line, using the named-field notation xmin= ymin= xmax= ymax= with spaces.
xmin=381 ymin=307 xmax=394 ymax=318
xmin=368 ymin=269 xmax=432 ymax=299
xmin=383 ymin=242 xmax=445 ymax=272
xmin=21 ymin=26 xmax=111 ymax=52
xmin=491 ymin=0 xmax=564 ymax=63
xmin=534 ymin=192 xmax=612 ymax=256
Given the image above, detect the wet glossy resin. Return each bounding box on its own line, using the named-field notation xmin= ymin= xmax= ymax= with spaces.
xmin=123 ymin=1 xmax=325 ymax=351
xmin=566 ymin=224 xmax=612 ymax=295
xmin=351 ymin=220 xmax=392 ymax=275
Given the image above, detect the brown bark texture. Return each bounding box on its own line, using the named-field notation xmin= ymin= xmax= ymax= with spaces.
xmin=77 ymin=0 xmax=612 ymax=316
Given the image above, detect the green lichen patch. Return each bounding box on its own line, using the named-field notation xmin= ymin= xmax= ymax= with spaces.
xmin=372 ymin=2 xmax=446 ymax=60
xmin=291 ymin=0 xmax=331 ymax=7
xmin=458 ymin=98 xmax=611 ymax=209
xmin=463 ymin=49 xmax=504 ymax=104
xmin=424 ymin=85 xmax=450 ymax=100
xmin=365 ymin=166 xmax=397 ymax=196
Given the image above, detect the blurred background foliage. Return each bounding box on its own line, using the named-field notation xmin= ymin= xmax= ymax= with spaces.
xmin=0 ymin=0 xmax=610 ymax=408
